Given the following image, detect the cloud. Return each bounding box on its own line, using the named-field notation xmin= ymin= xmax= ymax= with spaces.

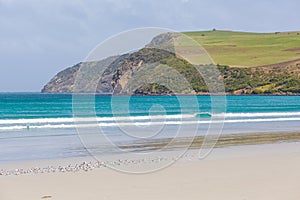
xmin=0 ymin=0 xmax=300 ymax=91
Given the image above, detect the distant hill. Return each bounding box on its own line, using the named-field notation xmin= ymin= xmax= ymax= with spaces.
xmin=42 ymin=30 xmax=300 ymax=95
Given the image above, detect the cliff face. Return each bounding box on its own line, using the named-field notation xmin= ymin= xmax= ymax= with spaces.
xmin=41 ymin=32 xmax=182 ymax=94
xmin=41 ymin=63 xmax=80 ymax=93
xmin=41 ymin=55 xmax=122 ymax=93
xmin=42 ymin=48 xmax=188 ymax=94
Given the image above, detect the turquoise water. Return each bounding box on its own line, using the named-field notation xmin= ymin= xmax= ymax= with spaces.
xmin=1 ymin=93 xmax=300 ymax=119
xmin=0 ymin=93 xmax=300 ymax=162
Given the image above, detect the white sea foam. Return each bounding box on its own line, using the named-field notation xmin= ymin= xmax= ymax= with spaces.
xmin=0 ymin=114 xmax=194 ymax=125
xmin=0 ymin=114 xmax=300 ymax=131
xmin=216 ymin=112 xmax=300 ymax=118
xmin=2 ymin=111 xmax=300 ymax=126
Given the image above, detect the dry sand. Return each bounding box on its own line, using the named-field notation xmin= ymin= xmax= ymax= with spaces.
xmin=1 ymin=142 xmax=300 ymax=200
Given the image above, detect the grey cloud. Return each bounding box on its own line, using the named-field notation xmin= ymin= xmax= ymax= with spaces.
xmin=0 ymin=0 xmax=299 ymax=91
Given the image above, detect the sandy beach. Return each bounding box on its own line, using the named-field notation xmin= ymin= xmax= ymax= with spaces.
xmin=1 ymin=142 xmax=300 ymax=200
xmin=1 ymin=0 xmax=300 ymax=199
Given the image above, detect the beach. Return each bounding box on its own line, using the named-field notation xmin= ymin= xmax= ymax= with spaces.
xmin=1 ymin=94 xmax=300 ymax=199
xmin=1 ymin=1 xmax=300 ymax=199
xmin=1 ymin=142 xmax=300 ymax=200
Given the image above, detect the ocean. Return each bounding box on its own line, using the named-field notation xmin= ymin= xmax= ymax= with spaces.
xmin=0 ymin=93 xmax=300 ymax=162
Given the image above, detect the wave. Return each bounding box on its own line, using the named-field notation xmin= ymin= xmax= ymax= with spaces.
xmin=0 ymin=114 xmax=194 ymax=125
xmin=0 ymin=115 xmax=300 ymax=131
xmin=215 ymin=112 xmax=300 ymax=118
xmin=2 ymin=111 xmax=300 ymax=125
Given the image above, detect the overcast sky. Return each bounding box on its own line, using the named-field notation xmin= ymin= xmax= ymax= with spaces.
xmin=1 ymin=0 xmax=299 ymax=92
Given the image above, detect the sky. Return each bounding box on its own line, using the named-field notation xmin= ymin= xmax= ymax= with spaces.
xmin=0 ymin=0 xmax=299 ymax=92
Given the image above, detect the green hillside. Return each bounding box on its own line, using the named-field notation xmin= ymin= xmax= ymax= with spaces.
xmin=43 ymin=30 xmax=300 ymax=95
xmin=184 ymin=30 xmax=300 ymax=67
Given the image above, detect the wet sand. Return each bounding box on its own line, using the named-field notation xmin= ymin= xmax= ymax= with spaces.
xmin=0 ymin=133 xmax=300 ymax=200
xmin=120 ymin=131 xmax=300 ymax=150
xmin=1 ymin=138 xmax=300 ymax=200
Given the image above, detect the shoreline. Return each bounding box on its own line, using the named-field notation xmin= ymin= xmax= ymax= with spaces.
xmin=1 ymin=140 xmax=300 ymax=175
xmin=3 ymin=92 xmax=298 ymax=96
xmin=1 ymin=131 xmax=300 ymax=176
xmin=41 ymin=92 xmax=300 ymax=96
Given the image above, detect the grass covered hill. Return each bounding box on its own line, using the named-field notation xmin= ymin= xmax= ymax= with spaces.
xmin=42 ymin=30 xmax=300 ymax=95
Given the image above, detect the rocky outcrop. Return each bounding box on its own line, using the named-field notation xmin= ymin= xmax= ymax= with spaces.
xmin=41 ymin=63 xmax=81 ymax=93
xmin=41 ymin=56 xmax=118 ymax=93
xmin=42 ymin=48 xmax=182 ymax=94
